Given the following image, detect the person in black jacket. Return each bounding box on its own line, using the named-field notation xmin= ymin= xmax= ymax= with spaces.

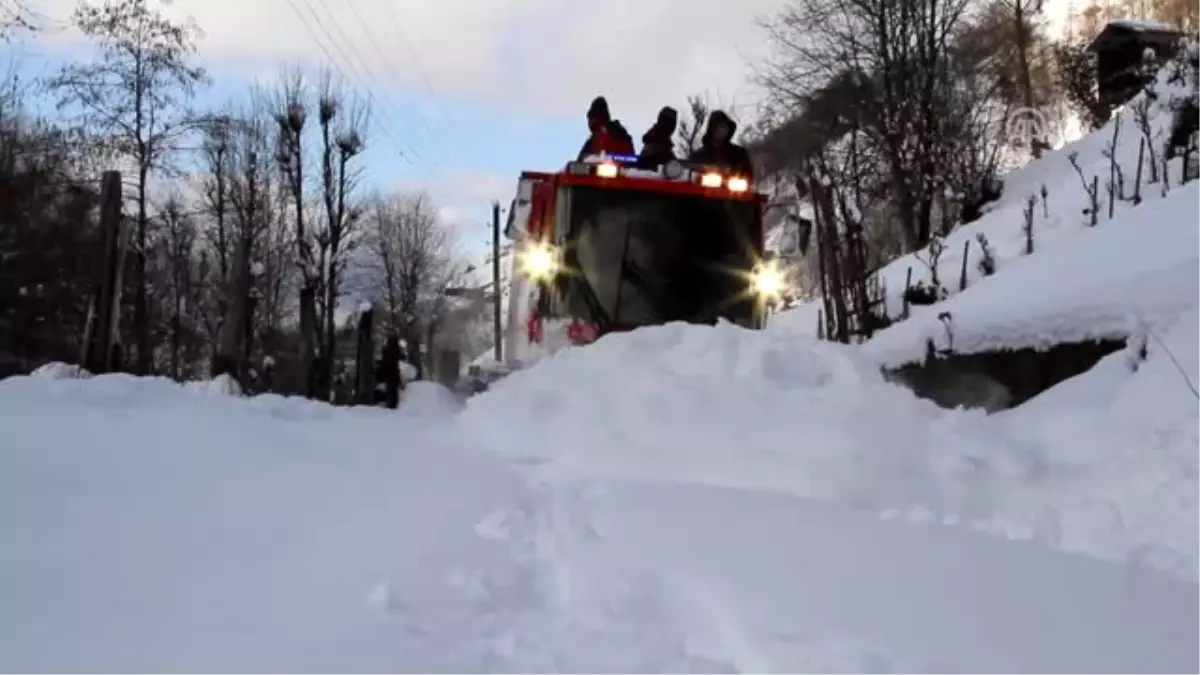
xmin=639 ymin=106 xmax=678 ymax=167
xmin=689 ymin=109 xmax=754 ymax=179
xmin=378 ymin=334 xmax=405 ymax=409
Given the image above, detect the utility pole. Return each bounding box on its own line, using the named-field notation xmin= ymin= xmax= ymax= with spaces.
xmin=81 ymin=170 xmax=126 ymax=374
xmin=492 ymin=201 xmax=502 ymax=362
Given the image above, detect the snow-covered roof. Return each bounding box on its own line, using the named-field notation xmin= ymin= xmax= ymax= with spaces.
xmin=1106 ymin=18 xmax=1182 ymax=34
xmin=1087 ymin=19 xmax=1184 ymax=52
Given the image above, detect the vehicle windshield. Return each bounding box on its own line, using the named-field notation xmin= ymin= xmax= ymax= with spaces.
xmin=563 ymin=185 xmax=760 ymax=328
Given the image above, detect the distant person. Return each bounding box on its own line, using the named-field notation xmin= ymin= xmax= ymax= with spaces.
xmin=689 ymin=109 xmax=754 ymax=179
xmin=639 ymin=106 xmax=678 ymax=166
xmin=380 ymin=334 xmax=404 ymax=409
xmin=577 ymin=96 xmax=635 ymax=159
xmin=465 ymin=364 xmax=489 ymax=395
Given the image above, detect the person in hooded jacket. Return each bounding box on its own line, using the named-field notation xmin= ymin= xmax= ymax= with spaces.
xmin=689 ymin=109 xmax=754 ymax=179
xmin=577 ymin=96 xmax=635 ymax=160
xmin=638 ymin=106 xmax=678 ymax=166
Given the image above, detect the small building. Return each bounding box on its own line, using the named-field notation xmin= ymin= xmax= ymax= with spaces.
xmin=1086 ymin=19 xmax=1184 ymax=113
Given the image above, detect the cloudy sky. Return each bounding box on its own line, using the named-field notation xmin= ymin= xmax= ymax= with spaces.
xmin=6 ymin=0 xmax=1076 ymax=260
xmin=6 ymin=0 xmax=791 ymax=258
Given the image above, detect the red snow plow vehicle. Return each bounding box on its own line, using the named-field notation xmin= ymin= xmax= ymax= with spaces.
xmin=502 ymin=153 xmax=781 ymax=362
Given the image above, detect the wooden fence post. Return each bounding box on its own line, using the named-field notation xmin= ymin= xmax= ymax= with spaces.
xmin=355 ymin=307 xmax=375 ymax=405
xmin=958 ymin=239 xmax=970 ymax=292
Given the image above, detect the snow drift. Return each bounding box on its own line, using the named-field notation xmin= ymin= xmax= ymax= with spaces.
xmin=1 ymin=367 xmax=1196 ymax=672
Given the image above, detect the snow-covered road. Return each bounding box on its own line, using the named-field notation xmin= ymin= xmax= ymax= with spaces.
xmin=1 ymin=311 xmax=1196 ymax=672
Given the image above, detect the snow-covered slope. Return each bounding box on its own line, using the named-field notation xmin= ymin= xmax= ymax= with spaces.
xmin=770 ymin=50 xmax=1199 ymax=360
xmin=864 ymin=182 xmax=1198 ymax=366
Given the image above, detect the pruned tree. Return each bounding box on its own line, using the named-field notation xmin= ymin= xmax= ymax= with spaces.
xmin=49 ymin=0 xmax=207 ymax=375
xmin=313 ymin=73 xmax=367 ymax=399
xmin=273 ymin=68 xmax=319 ymax=396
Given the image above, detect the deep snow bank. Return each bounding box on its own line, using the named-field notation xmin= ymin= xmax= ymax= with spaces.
xmin=991 ymin=303 xmax=1200 ymax=580
xmin=2 ymin=368 xmax=1196 ymax=672
xmin=453 ymin=319 xmax=1017 ymax=509
xmin=574 ymin=480 xmax=1197 ymax=673
xmin=0 ymin=373 xmax=525 ymax=672
xmin=461 ymin=319 xmax=1198 ymax=580
xmin=864 ymin=183 xmax=1200 ymax=366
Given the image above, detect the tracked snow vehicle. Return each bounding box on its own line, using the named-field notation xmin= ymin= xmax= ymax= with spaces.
xmin=502 ymin=153 xmax=780 ymax=365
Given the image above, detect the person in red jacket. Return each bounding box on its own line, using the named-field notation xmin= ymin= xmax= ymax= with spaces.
xmin=577 ymin=96 xmax=635 ymax=159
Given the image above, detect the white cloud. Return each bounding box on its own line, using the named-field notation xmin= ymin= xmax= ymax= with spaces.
xmin=389 ymin=168 xmax=514 ymax=252
xmin=29 ymin=0 xmax=788 ymax=124
xmin=396 ymin=168 xmax=512 ymax=207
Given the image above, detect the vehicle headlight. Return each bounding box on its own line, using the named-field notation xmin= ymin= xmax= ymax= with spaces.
xmin=700 ymin=171 xmax=723 ymax=188
xmin=518 ymin=242 xmax=559 ymax=280
xmin=750 ymin=261 xmax=785 ymax=298
xmin=727 ymin=176 xmax=749 ymax=192
xmin=595 ymin=162 xmax=619 ymax=178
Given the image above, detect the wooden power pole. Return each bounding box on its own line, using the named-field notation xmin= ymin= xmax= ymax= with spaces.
xmin=81 ymin=170 xmax=127 ymax=373
xmin=492 ymin=201 xmax=502 ymax=362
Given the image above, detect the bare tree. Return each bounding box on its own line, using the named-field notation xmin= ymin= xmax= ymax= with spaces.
xmin=364 ymin=190 xmax=455 ymax=377
xmin=757 ymin=0 xmax=976 ymax=251
xmin=155 ymin=194 xmax=197 ymax=379
xmin=49 ymin=0 xmax=207 ymax=375
xmin=253 ymin=175 xmax=296 ymax=360
xmin=198 ymin=114 xmax=233 ymax=367
xmin=1004 ymin=0 xmax=1047 ymax=156
xmin=217 ymin=102 xmax=275 ymax=381
xmin=0 ymin=77 xmax=98 ymax=375
xmin=1052 ymin=37 xmax=1110 ymax=130
xmin=675 ymin=94 xmax=710 ymax=158
xmin=0 ymin=0 xmax=35 ymax=40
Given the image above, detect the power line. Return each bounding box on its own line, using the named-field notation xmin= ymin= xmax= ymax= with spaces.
xmin=342 ymin=0 xmax=448 ymax=170
xmin=284 ymin=0 xmax=429 ymax=174
xmin=295 ymin=0 xmax=424 ymax=169
xmin=380 ymin=2 xmax=440 ymax=100
xmin=302 ymin=0 xmax=441 ymax=175
xmin=283 ymin=0 xmax=413 ymax=167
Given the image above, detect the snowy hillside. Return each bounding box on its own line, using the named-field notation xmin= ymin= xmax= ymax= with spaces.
xmin=770 ymin=49 xmax=1200 ymax=359
xmin=865 ymin=182 xmax=1197 ymax=365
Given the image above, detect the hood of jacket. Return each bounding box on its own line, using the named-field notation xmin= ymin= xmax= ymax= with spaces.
xmin=701 ymin=109 xmax=738 ymax=147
